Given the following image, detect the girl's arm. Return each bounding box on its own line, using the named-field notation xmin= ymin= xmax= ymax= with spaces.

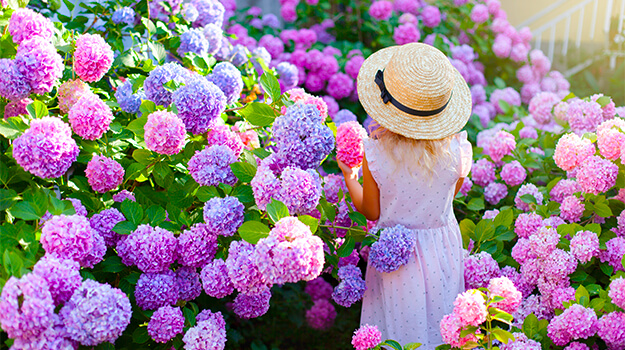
xmin=454 ymin=177 xmax=465 ymax=197
xmin=337 ymin=156 xmax=380 ymax=221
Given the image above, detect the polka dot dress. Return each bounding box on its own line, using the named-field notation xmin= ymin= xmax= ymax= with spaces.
xmin=360 ymin=132 xmax=472 ymax=349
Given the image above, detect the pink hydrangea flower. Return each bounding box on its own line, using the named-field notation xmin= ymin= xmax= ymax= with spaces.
xmin=514 ymin=212 xmax=543 ymax=238
xmin=440 ymin=313 xmax=480 ymax=348
xmin=488 ymin=130 xmax=516 ymax=162
xmin=85 ymin=155 xmax=125 ymax=193
xmin=591 ymin=93 xmax=617 ymax=120
xmin=500 ymin=160 xmax=527 ymax=186
xmin=553 ymin=133 xmax=595 ymax=171
xmin=421 ymin=5 xmax=442 ymax=27
xmin=288 ymin=88 xmax=328 ymax=118
xmin=576 ymin=155 xmax=618 ymax=195
xmin=484 ymin=182 xmax=508 ymax=205
xmin=528 ymin=226 xmax=559 ymax=258
xmin=608 ymin=277 xmax=625 ymax=309
xmin=453 ymin=289 xmax=488 ymax=327
xmin=144 ymin=111 xmax=187 ymax=155
xmin=529 ymin=91 xmax=560 ymax=124
xmin=68 ymin=92 xmax=114 ymax=140
xmin=560 ymin=195 xmax=584 ymax=223
xmin=326 ymin=73 xmax=354 ymax=100
xmin=547 ymin=304 xmax=598 ymax=346
xmin=470 ymin=4 xmax=489 ymax=24
xmin=368 ymin=1 xmax=393 ymax=21
xmin=488 ymin=276 xmax=522 ymax=314
xmin=336 ymin=121 xmax=368 ymax=167
xmin=514 ymin=183 xmax=544 ymax=211
xmin=600 ymin=237 xmax=625 ymax=272
xmin=490 ymin=87 xmax=521 ymax=114
xmin=472 ymin=158 xmax=496 ymax=186
xmin=597 ymin=118 xmax=625 ymax=160
xmin=393 ymin=23 xmax=421 ymax=45
xmin=58 ymin=79 xmax=91 ymax=114
xmin=549 ymin=179 xmax=581 ymax=203
xmin=597 ymin=312 xmax=625 ymax=348
xmin=73 ymin=34 xmax=114 ymax=82
xmin=493 ymin=34 xmax=512 ymax=58
xmin=568 ymin=99 xmax=604 ymax=134
xmin=14 ymin=37 xmax=63 ymax=94
xmin=351 ymin=324 xmax=382 ymax=350
xmin=8 ymin=8 xmax=54 ymax=45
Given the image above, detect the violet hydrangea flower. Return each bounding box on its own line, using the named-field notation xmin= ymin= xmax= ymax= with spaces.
xmin=176 ymin=266 xmax=202 ymax=301
xmin=174 ymin=76 xmax=227 ymax=134
xmin=177 ymin=223 xmax=218 ymax=268
xmin=464 ymin=251 xmax=501 ymax=289
xmin=14 ymin=37 xmax=63 ymax=94
xmin=206 ymin=62 xmax=243 ymax=105
xmin=332 ymin=265 xmax=366 ymax=307
xmin=116 ymin=224 xmax=177 ymax=273
xmin=32 ymin=254 xmax=82 ymax=306
xmin=306 ymin=299 xmax=336 ymax=330
xmin=144 ymin=62 xmax=191 ymax=107
xmin=0 ymin=59 xmax=30 ymax=101
xmin=182 ymin=311 xmax=227 ymax=350
xmin=597 ymin=312 xmax=625 ymax=348
xmin=178 ymin=28 xmax=209 ymax=56
xmin=305 ymin=277 xmax=333 ymax=301
xmin=148 ymin=306 xmax=184 ymax=343
xmin=201 ymin=259 xmax=234 ymax=298
xmin=134 ymin=271 xmax=179 ymax=310
xmin=369 ymin=224 xmax=416 ymax=273
xmin=471 ymin=158 xmax=496 ymax=186
xmin=114 ymin=79 xmax=144 ymax=114
xmin=85 ymin=155 xmax=124 ymax=193
xmin=112 ymin=7 xmax=135 ymax=24
xmin=576 ymin=155 xmax=618 ymax=195
xmin=188 ymin=145 xmax=238 ymax=187
xmin=368 ymin=0 xmax=393 ymax=20
xmin=226 ymin=240 xmax=269 ymax=295
xmin=41 ymin=214 xmax=96 ymax=266
xmin=8 ymin=8 xmax=54 ymax=45
xmin=89 ymin=208 xmax=125 ymax=247
xmin=206 ymin=121 xmax=244 ymax=157
xmin=203 ymin=196 xmax=245 ymax=236
xmin=233 ymin=288 xmax=272 ymax=319
xmin=191 ymin=0 xmax=225 ymax=27
xmin=484 ymin=182 xmax=508 ymax=205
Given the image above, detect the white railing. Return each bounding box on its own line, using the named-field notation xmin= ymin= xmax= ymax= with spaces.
xmin=519 ymin=0 xmax=625 ymax=72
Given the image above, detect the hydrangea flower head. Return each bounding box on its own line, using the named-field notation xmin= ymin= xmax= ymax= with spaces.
xmin=440 ymin=313 xmax=480 ymax=348
xmin=9 ymin=8 xmax=54 ymax=45
xmin=597 ymin=118 xmax=625 ymax=160
xmin=188 ymin=144 xmax=238 ymax=187
xmin=488 ymin=130 xmax=516 ymax=162
xmin=488 ymin=277 xmax=522 ymax=313
xmin=207 ymin=61 xmax=243 ymax=105
xmin=144 ymin=62 xmax=191 ymax=107
xmin=176 ymin=266 xmax=202 ymax=301
xmin=13 ymin=117 xmax=79 ymax=179
xmin=206 ymin=121 xmax=244 ymax=157
xmin=484 ymin=182 xmax=508 ymax=205
xmin=113 ymin=190 xmax=135 ymax=202
xmin=332 ymin=265 xmax=366 ymax=307
xmin=500 ymin=160 xmax=527 ymax=186
xmin=41 ymin=214 xmax=97 ymax=266
xmin=85 ymin=155 xmax=124 ymax=193
xmin=560 ymin=195 xmax=584 ymax=222
xmin=393 ymin=23 xmax=421 ymax=45
xmin=114 ymin=79 xmax=144 ymax=114
xmin=568 ymin=99 xmax=604 ymax=134
xmin=59 ymin=280 xmax=131 ymax=346
xmin=144 ymin=111 xmax=186 ymax=155
xmin=112 ymin=7 xmax=135 ymax=24
xmin=369 ymin=225 xmax=416 ymax=273
xmin=0 ymin=274 xmax=55 ymax=341
xmin=116 ymin=224 xmax=177 ymax=273
xmin=191 ymin=0 xmax=225 ymax=27
xmin=68 ymin=92 xmax=114 ymax=140
xmin=74 ymin=34 xmax=114 ymax=83
xmin=554 ymin=133 xmax=596 ymax=171
xmin=608 ymin=277 xmax=625 ymax=309
xmin=178 ymin=28 xmax=209 ymax=56
xmin=3 ymin=98 xmax=31 ymax=118
xmin=464 ymin=251 xmax=501 ymax=289
xmin=14 ymin=37 xmax=63 ymax=94
xmin=352 ymin=324 xmax=382 ymax=350
xmin=174 ymin=76 xmax=226 ymax=134
xmin=600 ymin=237 xmax=625 ymax=272
xmin=470 ymin=3 xmax=489 ymax=24
xmin=226 ymin=240 xmax=268 ymax=295
xmin=369 ymin=0 xmax=393 ymax=20
xmin=576 ymin=155 xmax=618 ymax=195
xmin=305 ymin=277 xmax=333 ymax=301
xmin=529 ymin=91 xmax=560 ymax=124
xmin=148 ymin=306 xmax=184 ymax=343
xmin=32 ymin=254 xmax=82 ymax=306
xmin=177 ymin=223 xmax=217 ymax=268
xmin=255 ymin=216 xmax=324 ymax=284
xmin=514 ymin=183 xmax=544 ymax=211
xmin=201 ymin=258 xmax=234 ymax=298
xmin=550 ymin=179 xmax=581 ymax=203
xmin=336 ymin=121 xmax=368 ymax=167
xmin=134 ymin=271 xmax=178 ymax=310
xmin=453 ymin=289 xmax=488 ymax=326
xmin=472 ymin=158 xmax=496 ymax=186
xmin=306 ymin=299 xmax=336 ymax=330
xmin=277 ymin=166 xmax=323 ymax=214
xmin=547 ymin=304 xmax=598 ymax=345
xmin=0 ymin=59 xmax=30 ymax=101
xmin=597 ymin=311 xmax=625 ymax=349
xmin=58 ymin=79 xmax=91 ymax=114
xmin=287 ymin=88 xmax=329 ymax=118
xmin=323 ymin=173 xmax=347 ymax=204
xmin=490 ymin=87 xmax=521 ymax=114
xmin=499 ymin=332 xmax=542 ymax=350
xmin=422 ymin=5 xmax=442 ymax=27
xmin=233 ymin=288 xmax=271 ymax=319
xmin=183 ymin=316 xmax=227 ymax=350
xmin=203 ymin=196 xmax=245 ymax=236
xmin=89 ymin=208 xmax=125 ymax=247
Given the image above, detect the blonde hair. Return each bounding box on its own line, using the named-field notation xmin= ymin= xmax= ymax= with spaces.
xmin=369 ymin=121 xmax=455 ymax=177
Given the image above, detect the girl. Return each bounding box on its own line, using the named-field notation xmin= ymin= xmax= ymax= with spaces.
xmin=337 ymin=43 xmax=473 ymax=348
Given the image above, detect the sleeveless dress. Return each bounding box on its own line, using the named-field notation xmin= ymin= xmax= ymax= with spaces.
xmin=360 ymin=131 xmax=473 ymax=349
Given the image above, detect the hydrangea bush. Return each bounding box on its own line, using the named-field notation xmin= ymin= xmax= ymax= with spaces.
xmin=1 ymin=0 xmax=625 ymax=349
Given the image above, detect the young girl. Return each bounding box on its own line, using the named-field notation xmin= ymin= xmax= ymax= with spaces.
xmin=338 ymin=43 xmax=473 ymax=348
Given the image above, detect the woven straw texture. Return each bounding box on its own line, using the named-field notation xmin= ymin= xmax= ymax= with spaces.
xmin=357 ymin=43 xmax=472 ymax=140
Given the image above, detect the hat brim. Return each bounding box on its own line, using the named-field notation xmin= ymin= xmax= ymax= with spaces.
xmin=357 ymin=46 xmax=473 ymax=140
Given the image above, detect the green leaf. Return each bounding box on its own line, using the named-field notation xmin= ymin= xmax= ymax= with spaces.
xmin=132 ymin=326 xmax=150 ymax=344
xmin=10 ymin=202 xmax=41 ymax=220
xmin=0 ymin=189 xmax=17 ymax=211
xmin=231 ymin=185 xmax=255 ymax=203
xmin=196 ymin=186 xmax=220 ymax=201
xmin=493 ymin=208 xmax=513 ymax=228
xmin=127 ymin=115 xmax=148 ymax=137
xmin=403 ymin=343 xmax=422 ymax=350
xmin=230 ymin=162 xmax=257 ymax=183
xmin=494 ymin=77 xmax=506 ymax=89
xmin=48 ymin=196 xmax=74 ymax=216
xmin=120 ymin=200 xmax=144 ymax=225
xmin=594 ymin=202 xmax=613 ymax=218
xmin=26 ymin=100 xmax=48 ymax=119
xmin=474 ymin=220 xmax=495 ymax=243
xmin=238 ymin=102 xmax=277 ymax=127
xmin=622 ymin=255 xmax=625 ymax=271
xmin=337 ymin=236 xmax=356 ymax=257
xmin=380 ymin=340 xmax=402 ymax=350
xmin=238 ymin=220 xmax=270 ymax=244
xmin=348 ymin=211 xmax=368 ymax=227
xmin=466 ymin=197 xmax=485 ymax=211
xmin=145 ymin=205 xmax=167 ymax=225
xmin=491 ymin=310 xmax=514 ymax=324
xmin=112 ymin=221 xmax=137 ymax=235
xmin=519 ymin=194 xmax=538 ymax=204
xmin=317 ymin=199 xmax=336 ymax=222
xmin=267 ymin=199 xmax=289 ymax=223
xmin=252 ymin=147 xmax=271 ymax=159
xmin=0 ymin=116 xmax=29 ymax=139
xmin=260 ymin=70 xmax=281 ymax=103
xmin=132 ymin=149 xmax=152 ymax=166
xmin=101 ymin=255 xmax=126 ymax=273
xmin=522 ymin=313 xmax=539 ymax=338
xmin=595 ymin=96 xmax=612 ymax=108
xmin=491 ymin=328 xmax=514 ymax=344
xmin=298 ymin=215 xmax=319 ymax=233
xmin=575 ymin=285 xmax=590 ymax=304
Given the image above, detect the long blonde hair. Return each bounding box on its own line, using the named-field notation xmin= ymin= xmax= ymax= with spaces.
xmin=369 ymin=121 xmax=455 ymax=177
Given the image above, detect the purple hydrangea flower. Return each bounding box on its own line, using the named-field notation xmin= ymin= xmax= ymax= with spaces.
xmin=60 ymin=280 xmax=131 ymax=346
xmin=201 ymin=259 xmax=234 ymax=298
xmin=188 ymin=145 xmax=238 ymax=187
xmin=85 ymin=155 xmax=124 ymax=193
xmin=89 ymin=208 xmax=125 ymax=248
xmin=277 ymin=166 xmax=323 ymax=215
xmin=206 ymin=121 xmax=244 ymax=157
xmin=182 ymin=314 xmax=227 ymax=350
xmin=176 ymin=266 xmax=202 ymax=301
xmin=332 ymin=265 xmax=366 ymax=307
xmin=4 ymin=98 xmax=32 ymax=118
xmin=32 ymin=255 xmax=82 ymax=306
xmin=116 ymin=224 xmax=177 ymax=273
xmin=41 ymin=215 xmax=96 ymax=266
xmin=191 ymin=0 xmax=225 ymax=27
xmin=262 ymin=13 xmax=281 ymax=28
xmin=600 ymin=237 xmax=625 ymax=272
xmin=177 ymin=223 xmax=218 ymax=268
xmin=323 ymin=173 xmax=347 ymax=204
xmin=0 ymin=274 xmax=55 ymax=341
xmin=114 ymin=79 xmax=144 ymax=114
xmin=226 ymin=240 xmax=269 ymax=295
xmin=13 ymin=117 xmax=79 ymax=179
xmin=514 ymin=183 xmax=544 ymax=211
xmin=484 ymin=182 xmax=508 ymax=205
xmin=306 ymin=298 xmax=336 ymax=330
xmin=112 ymin=7 xmax=135 ymax=24
xmin=568 ymin=100 xmax=604 ymax=134
xmin=134 ymin=271 xmax=179 ymax=310
xmin=178 ymin=28 xmax=209 ymax=56
xmin=8 ymin=8 xmax=54 ymax=45
xmin=113 ymin=190 xmax=136 ymax=202
xmin=203 ymin=196 xmax=245 ymax=236
xmin=472 ymin=158 xmax=496 ymax=187
xmin=305 ymin=277 xmax=333 ymax=301
xmin=230 ymin=44 xmax=249 ymax=66
xmin=326 ymin=73 xmax=354 ymax=100
xmin=549 ymin=179 xmax=581 ymax=203
xmin=144 ymin=62 xmax=191 ymax=107
xmin=464 ymin=251 xmax=501 ymax=289
xmin=183 ymin=3 xmax=199 ymax=21
xmin=207 ymin=61 xmax=243 ymax=105
xmin=514 ymin=212 xmax=544 ymax=238
xmin=501 ymin=161 xmax=527 ymax=187
xmin=0 ymin=59 xmax=30 ymax=101
xmin=173 ymin=76 xmax=226 ymax=134
xmin=203 ymin=23 xmax=223 ymax=55
xmin=68 ymin=93 xmax=114 ymax=140
xmin=369 ymin=225 xmax=416 ymax=273
xmin=276 ymin=62 xmax=299 ymax=91
xmin=233 ymin=288 xmax=272 ymax=319
xmin=547 ymin=304 xmax=598 ymax=345
xmin=148 ymin=306 xmax=184 ymax=343
xmin=333 ymin=109 xmax=358 ymax=126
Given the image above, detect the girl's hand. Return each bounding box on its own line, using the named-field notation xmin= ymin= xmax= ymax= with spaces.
xmin=337 ymin=159 xmax=360 ymax=180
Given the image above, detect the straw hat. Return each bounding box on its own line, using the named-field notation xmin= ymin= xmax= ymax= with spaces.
xmin=357 ymin=43 xmax=472 ymax=140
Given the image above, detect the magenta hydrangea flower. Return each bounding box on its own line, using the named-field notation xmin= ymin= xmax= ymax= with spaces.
xmin=352 ymin=324 xmax=382 ymax=350
xmin=591 ymin=93 xmax=617 ymax=120
xmin=113 ymin=190 xmax=136 ymax=202
xmin=528 ymin=226 xmax=559 ymax=258
xmin=73 ymin=34 xmax=114 ymax=82
xmin=576 ymin=155 xmax=618 ymax=195
xmin=255 ymin=217 xmax=324 ymax=284
xmin=597 ymin=118 xmax=625 ymax=160
xmin=488 ymin=276 xmax=522 ymax=314
xmin=144 ymin=111 xmax=186 ymax=155
xmin=173 ymin=76 xmax=227 ymax=135
xmin=547 ymin=304 xmax=598 ymax=345
xmin=116 ymin=224 xmax=177 ymax=273
xmin=597 ymin=311 xmax=625 ymax=348
xmin=233 ymin=288 xmax=272 ymax=319
xmin=484 ymin=182 xmax=508 ymax=205
xmin=490 ymin=87 xmax=521 ymax=114
xmin=393 ymin=23 xmax=421 ymax=45
xmin=8 ymin=8 xmax=54 ymax=45
xmin=323 ymin=173 xmax=347 ymax=204
xmin=206 ymin=122 xmax=244 ymax=157
xmin=326 ymin=73 xmax=354 ymax=100
xmin=305 ymin=277 xmax=333 ymax=301
xmin=368 ymin=0 xmax=393 ymax=20
xmin=345 ymin=55 xmax=364 ymax=80
xmin=89 ymin=208 xmax=125 ymax=248
xmin=203 ymin=196 xmax=244 ymax=236
xmin=188 ymin=145 xmax=238 ymax=187
xmin=568 ymin=99 xmax=604 ymax=134
xmin=134 ymin=271 xmax=179 ymax=310
xmin=493 ymin=34 xmax=512 ymax=58
xmin=226 ymin=240 xmax=269 ymax=295
xmin=177 ymin=223 xmax=217 ymax=268
xmin=14 ymin=37 xmax=63 ymax=95
xmin=144 ymin=63 xmax=191 ymax=107
xmin=288 ymin=88 xmax=329 ymax=118
xmin=514 ymin=183 xmax=544 ymax=211
xmin=500 ymin=333 xmax=542 ymax=350
xmin=337 ymin=121 xmax=368 ymax=167
xmin=472 ymin=158 xmax=496 ymax=186
xmin=421 ymin=5 xmax=442 ymax=27
xmin=183 ymin=314 xmax=227 ymax=350
xmin=514 ymin=212 xmax=544 ymax=238
xmin=201 ymin=258 xmax=234 ymax=298
xmin=85 ymin=155 xmax=124 ymax=193
xmin=68 ymin=93 xmax=114 ymax=140
xmin=41 ymin=214 xmax=97 ymax=266
xmin=470 ymin=4 xmax=489 ymax=23
xmin=500 ymin=160 xmax=527 ymax=186
xmin=332 ymin=265 xmax=366 ymax=307
xmin=440 ymin=313 xmax=480 ymax=348
xmin=32 ymin=254 xmax=81 ymax=306
xmin=148 ymin=306 xmax=184 ymax=343
xmin=554 ymin=133 xmax=595 ymax=171
xmin=0 ymin=59 xmax=30 ymax=101
xmin=13 ymin=117 xmax=79 ymax=179
xmin=560 ymin=195 xmax=584 ymax=223
xmin=278 ymin=166 xmax=323 ymax=214
xmin=0 ymin=273 xmax=55 ymax=341
xmin=529 ymin=92 xmax=560 ymax=124
xmin=176 ymin=266 xmax=202 ymax=301
xmin=3 ymin=98 xmax=32 ymax=118
xmin=600 ymin=237 xmax=625 ymax=272
xmin=464 ymin=251 xmax=501 ymax=289
xmin=549 ymin=179 xmax=581 ymax=203
xmin=459 ymin=177 xmax=473 ymax=196
xmin=608 ymin=277 xmax=625 ymax=309
xmin=57 ymin=79 xmax=90 ymax=114
xmin=306 ymin=299 xmax=336 ymax=330
xmin=453 ymin=289 xmax=488 ymax=327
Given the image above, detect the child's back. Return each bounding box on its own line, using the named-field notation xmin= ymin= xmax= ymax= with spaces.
xmin=360 ymin=132 xmax=471 ymax=348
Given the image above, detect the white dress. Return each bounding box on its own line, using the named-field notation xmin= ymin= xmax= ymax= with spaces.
xmin=360 ymin=132 xmax=473 ymax=349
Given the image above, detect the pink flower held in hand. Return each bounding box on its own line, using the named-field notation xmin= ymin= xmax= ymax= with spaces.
xmin=85 ymin=155 xmax=125 ymax=193
xmin=73 ymin=34 xmax=114 ymax=83
xmin=337 ymin=121 xmax=368 ymax=168
xmin=351 ymin=324 xmax=382 ymax=350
